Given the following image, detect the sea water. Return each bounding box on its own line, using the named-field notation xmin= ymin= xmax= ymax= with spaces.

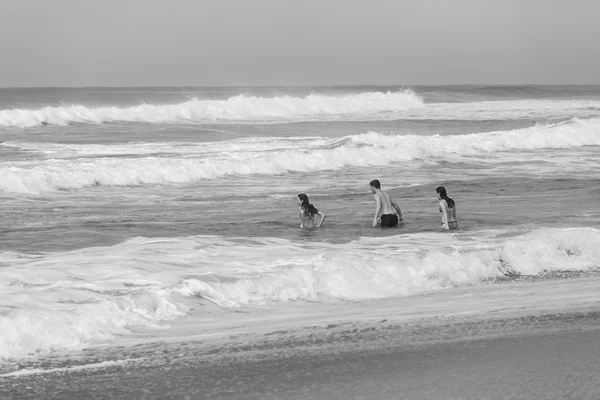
xmin=0 ymin=85 xmax=599 ymax=365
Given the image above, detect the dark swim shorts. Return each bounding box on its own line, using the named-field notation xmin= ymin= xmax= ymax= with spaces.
xmin=380 ymin=214 xmax=398 ymax=228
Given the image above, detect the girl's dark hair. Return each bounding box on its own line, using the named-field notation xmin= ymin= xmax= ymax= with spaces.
xmin=436 ymin=186 xmax=455 ymax=208
xmin=298 ymin=193 xmax=318 ymax=217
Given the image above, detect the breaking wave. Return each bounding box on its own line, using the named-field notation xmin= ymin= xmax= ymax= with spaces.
xmin=0 ymin=91 xmax=424 ymax=127
xmin=1 ymin=227 xmax=598 ymax=359
xmin=1 ymin=117 xmax=599 ymax=194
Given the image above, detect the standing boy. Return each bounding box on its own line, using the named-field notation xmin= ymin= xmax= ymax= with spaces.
xmin=369 ymin=179 xmax=403 ymax=228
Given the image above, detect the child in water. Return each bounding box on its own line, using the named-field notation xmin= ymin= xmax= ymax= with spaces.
xmin=436 ymin=186 xmax=458 ymax=230
xmin=297 ymin=194 xmax=326 ymax=228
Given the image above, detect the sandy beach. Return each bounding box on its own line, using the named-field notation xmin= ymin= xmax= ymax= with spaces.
xmin=2 ymin=317 xmax=599 ymax=400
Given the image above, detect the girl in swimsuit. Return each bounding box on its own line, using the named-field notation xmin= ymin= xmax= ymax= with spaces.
xmin=297 ymin=194 xmax=326 ymax=228
xmin=436 ymin=186 xmax=458 ymax=230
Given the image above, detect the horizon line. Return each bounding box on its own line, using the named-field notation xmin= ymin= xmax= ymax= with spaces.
xmin=1 ymin=83 xmax=599 ymax=90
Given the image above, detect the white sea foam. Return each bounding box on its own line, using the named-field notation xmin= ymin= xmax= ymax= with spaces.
xmin=0 ymin=91 xmax=424 ymax=127
xmin=0 ymin=247 xmax=189 ymax=360
xmin=0 ymin=228 xmax=598 ymax=359
xmin=170 ymin=228 xmax=600 ymax=307
xmin=1 ymin=92 xmax=599 ymax=128
xmin=1 ymin=117 xmax=599 ymax=194
xmin=0 ymin=359 xmax=138 ymax=377
xmin=427 ymin=99 xmax=600 ymax=121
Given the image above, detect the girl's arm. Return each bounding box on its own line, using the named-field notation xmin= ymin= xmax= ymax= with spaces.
xmin=299 ymin=208 xmax=304 ymax=228
xmin=439 ymin=200 xmax=449 ymax=229
xmin=316 ymin=211 xmax=326 ymax=227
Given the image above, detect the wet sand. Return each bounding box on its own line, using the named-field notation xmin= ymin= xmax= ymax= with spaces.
xmin=2 ymin=312 xmax=600 ymax=400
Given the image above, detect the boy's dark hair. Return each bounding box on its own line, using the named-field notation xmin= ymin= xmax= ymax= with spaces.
xmin=369 ymin=179 xmax=381 ymax=189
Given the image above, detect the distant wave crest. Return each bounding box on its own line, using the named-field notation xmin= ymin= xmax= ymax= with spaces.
xmin=0 ymin=91 xmax=425 ymax=127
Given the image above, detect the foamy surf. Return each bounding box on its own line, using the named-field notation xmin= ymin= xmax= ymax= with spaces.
xmin=0 ymin=359 xmax=140 ymax=377
xmin=0 ymin=227 xmax=598 ymax=360
xmin=2 ymin=91 xmax=600 ymax=128
xmin=1 ymin=117 xmax=599 ymax=194
xmin=0 ymin=91 xmax=424 ymax=127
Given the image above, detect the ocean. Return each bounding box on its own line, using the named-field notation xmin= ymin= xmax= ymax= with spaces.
xmin=1 ymin=85 xmax=600 ymax=382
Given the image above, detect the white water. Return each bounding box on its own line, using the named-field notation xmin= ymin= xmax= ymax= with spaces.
xmin=0 ymin=91 xmax=424 ymax=127
xmin=2 ymin=118 xmax=599 ymax=194
xmin=2 ymin=91 xmax=600 ymax=127
xmin=1 ymin=227 xmax=599 ymax=360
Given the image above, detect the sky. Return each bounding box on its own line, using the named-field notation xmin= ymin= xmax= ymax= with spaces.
xmin=1 ymin=0 xmax=599 ymax=87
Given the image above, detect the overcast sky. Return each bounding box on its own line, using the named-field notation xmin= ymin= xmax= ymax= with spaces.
xmin=1 ymin=0 xmax=598 ymax=87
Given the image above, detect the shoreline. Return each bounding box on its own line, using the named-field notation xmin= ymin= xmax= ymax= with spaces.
xmin=2 ymin=310 xmax=600 ymax=399
xmin=3 ymin=275 xmax=600 ymax=369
